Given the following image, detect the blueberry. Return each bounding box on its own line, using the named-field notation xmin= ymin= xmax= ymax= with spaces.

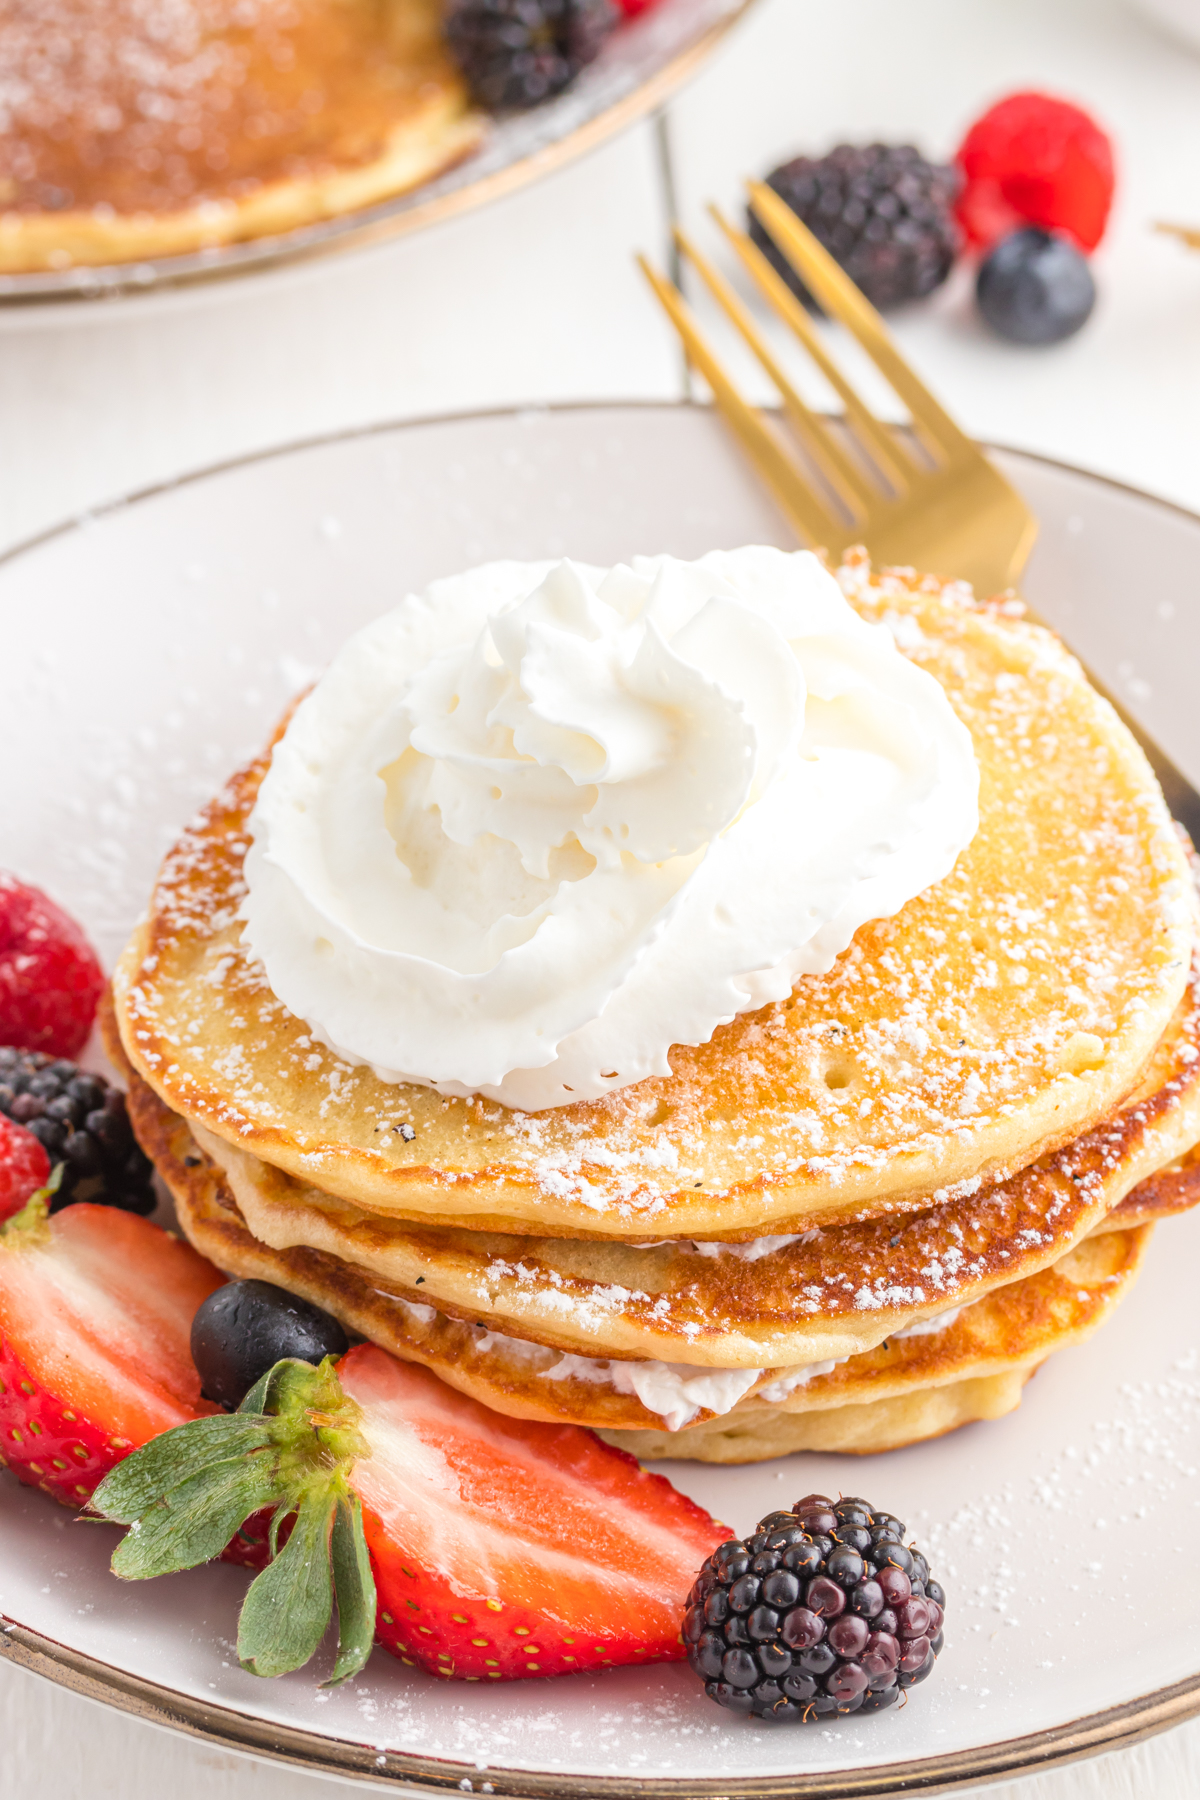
xmin=976 ymin=227 xmax=1096 ymax=345
xmin=190 ymin=1279 xmax=350 ymax=1409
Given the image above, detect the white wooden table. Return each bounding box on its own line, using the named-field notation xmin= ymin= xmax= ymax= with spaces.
xmin=3 ymin=0 xmax=1200 ymax=1792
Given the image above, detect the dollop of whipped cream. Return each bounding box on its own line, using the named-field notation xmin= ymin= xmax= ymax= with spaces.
xmin=242 ymin=548 xmax=978 ymax=1110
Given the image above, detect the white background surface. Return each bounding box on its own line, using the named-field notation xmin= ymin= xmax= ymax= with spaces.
xmin=2 ymin=0 xmax=1200 ymax=1793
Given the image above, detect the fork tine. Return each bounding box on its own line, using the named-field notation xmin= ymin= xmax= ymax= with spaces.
xmin=1155 ymin=220 xmax=1200 ymax=250
xmin=709 ymin=205 xmax=916 ymax=493
xmin=637 ymin=254 xmax=846 ymax=550
xmin=674 ymin=226 xmax=870 ymax=518
xmin=747 ymin=182 xmax=977 ymax=462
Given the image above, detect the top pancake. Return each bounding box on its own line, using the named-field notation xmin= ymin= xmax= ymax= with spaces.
xmin=112 ymin=563 xmax=1195 ymax=1240
xmin=0 ymin=0 xmax=482 ymax=272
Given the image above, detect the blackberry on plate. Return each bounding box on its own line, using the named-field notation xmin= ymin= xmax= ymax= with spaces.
xmin=0 ymin=1047 xmax=156 ymax=1215
xmin=749 ymin=144 xmax=960 ymax=312
xmin=445 ymin=0 xmax=618 ymax=112
xmin=682 ymin=1493 xmax=944 ymax=1721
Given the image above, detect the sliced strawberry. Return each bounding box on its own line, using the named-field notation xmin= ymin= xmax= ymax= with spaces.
xmin=91 ymin=1346 xmax=728 ymax=1687
xmin=341 ymin=1345 xmax=728 ymax=1680
xmin=0 ymin=1114 xmax=51 ymax=1223
xmin=0 ymin=1199 xmax=223 ymax=1506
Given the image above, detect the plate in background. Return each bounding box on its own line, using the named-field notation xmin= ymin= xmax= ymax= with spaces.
xmin=1 ymin=401 xmax=1199 ymax=1795
xmin=0 ymin=0 xmax=751 ymax=311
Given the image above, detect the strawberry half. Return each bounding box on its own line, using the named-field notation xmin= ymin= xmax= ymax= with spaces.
xmin=0 ymin=1195 xmax=224 ymax=1506
xmin=92 ymin=1346 xmax=727 ymax=1687
xmin=343 ymin=1346 xmax=728 ymax=1680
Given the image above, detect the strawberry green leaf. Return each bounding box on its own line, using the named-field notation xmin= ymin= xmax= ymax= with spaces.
xmin=91 ymin=1355 xmax=378 ymax=1684
xmin=110 ymin=1457 xmax=284 ymax=1579
xmin=237 ymin=1483 xmax=337 ymax=1678
xmin=327 ymin=1489 xmax=377 ymax=1686
xmin=92 ymin=1415 xmax=278 ymax=1523
xmin=237 ymin=1360 xmax=288 ymax=1419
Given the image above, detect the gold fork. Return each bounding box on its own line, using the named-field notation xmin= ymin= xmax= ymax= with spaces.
xmin=639 ymin=183 xmax=1200 ymax=837
xmin=640 ymin=181 xmax=1035 ymax=597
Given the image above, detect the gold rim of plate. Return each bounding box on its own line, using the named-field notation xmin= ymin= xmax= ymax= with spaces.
xmin=2 ymin=1615 xmax=1200 ymax=1794
xmin=0 ymin=0 xmax=757 ymax=309
xmin=3 ymin=403 xmax=1200 ymax=1790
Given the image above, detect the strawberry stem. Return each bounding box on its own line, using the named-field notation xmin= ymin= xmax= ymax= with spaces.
xmin=0 ymin=1165 xmax=63 ymax=1246
xmin=89 ymin=1356 xmax=377 ymax=1684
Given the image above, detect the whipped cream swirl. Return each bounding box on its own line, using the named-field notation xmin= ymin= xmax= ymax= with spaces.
xmin=242 ymin=548 xmax=978 ymax=1109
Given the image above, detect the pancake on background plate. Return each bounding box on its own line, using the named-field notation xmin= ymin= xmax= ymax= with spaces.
xmin=0 ymin=0 xmax=482 ymax=272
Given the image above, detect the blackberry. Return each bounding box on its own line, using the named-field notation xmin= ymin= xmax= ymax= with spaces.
xmin=682 ymin=1493 xmax=944 ymax=1721
xmin=0 ymin=1047 xmax=156 ymax=1215
xmin=749 ymin=144 xmax=960 ymax=312
xmin=445 ymin=0 xmax=618 ymax=113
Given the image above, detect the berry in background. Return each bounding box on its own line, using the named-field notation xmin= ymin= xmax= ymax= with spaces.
xmin=0 ymin=874 xmax=105 ymax=1059
xmin=445 ymin=0 xmax=618 ymax=111
xmin=0 ymin=1049 xmax=158 ymax=1215
xmin=955 ymin=91 xmax=1115 ymax=254
xmin=976 ymin=227 xmax=1096 ymax=345
xmin=683 ymin=1493 xmax=945 ymax=1720
xmin=749 ymin=144 xmax=960 ymax=312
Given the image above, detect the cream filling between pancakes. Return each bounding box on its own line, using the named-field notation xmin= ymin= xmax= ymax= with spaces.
xmin=385 ymin=1292 xmax=967 ymax=1432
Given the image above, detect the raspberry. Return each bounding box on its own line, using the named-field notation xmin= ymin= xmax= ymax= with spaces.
xmin=0 ymin=1113 xmax=52 ymax=1223
xmin=682 ymin=1494 xmax=944 ymax=1720
xmin=0 ymin=874 xmax=105 ymax=1059
xmin=955 ymin=91 xmax=1115 ymax=254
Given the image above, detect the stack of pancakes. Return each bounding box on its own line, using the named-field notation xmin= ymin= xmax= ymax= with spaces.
xmin=107 ymin=560 xmax=1200 ymax=1463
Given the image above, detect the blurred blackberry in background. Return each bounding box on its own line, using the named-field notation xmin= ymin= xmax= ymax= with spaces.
xmin=682 ymin=1492 xmax=945 ymax=1720
xmin=0 ymin=1048 xmax=156 ymax=1215
xmin=749 ymin=144 xmax=960 ymax=311
xmin=445 ymin=0 xmax=618 ymax=111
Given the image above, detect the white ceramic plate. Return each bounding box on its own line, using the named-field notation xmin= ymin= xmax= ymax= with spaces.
xmin=0 ymin=0 xmax=750 ymax=310
xmin=2 ymin=403 xmax=1199 ymax=1796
